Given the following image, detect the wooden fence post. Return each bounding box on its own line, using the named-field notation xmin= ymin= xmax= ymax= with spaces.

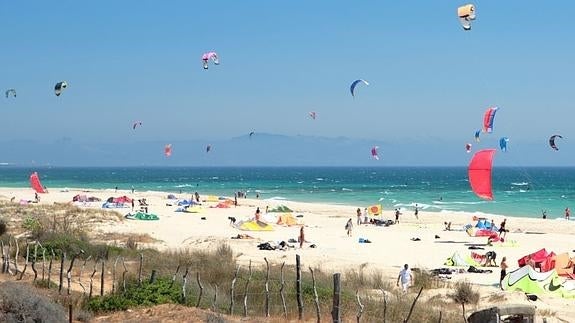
xmin=182 ymin=266 xmax=189 ymax=303
xmin=67 ymin=252 xmax=81 ymax=295
xmin=58 ymin=251 xmax=66 ymax=294
xmin=170 ymin=263 xmax=181 ymax=288
xmin=89 ymin=259 xmax=98 ymax=299
xmin=296 ymin=255 xmax=303 ymax=320
xmin=310 ymin=267 xmax=320 ymax=323
xmin=150 ymin=269 xmax=157 ymax=284
xmin=229 ymin=265 xmax=240 ymax=315
xmin=1 ymin=240 xmax=5 ymax=274
xmin=212 ymin=284 xmax=218 ymax=312
xmin=13 ymin=237 xmax=19 ymax=275
xmin=196 ymin=271 xmax=203 ymax=307
xmin=280 ymin=262 xmax=287 ymax=319
xmin=356 ymin=290 xmax=364 ymax=323
xmin=138 ymin=253 xmax=143 ymax=287
xmin=381 ymin=289 xmax=388 ymax=323
xmin=100 ymin=258 xmax=105 ymax=296
xmin=331 ymin=273 xmax=341 ymax=323
xmin=31 ymin=243 xmax=38 ymax=282
xmin=264 ymin=258 xmax=270 ymax=317
xmin=78 ymin=256 xmax=92 ymax=295
xmin=41 ymin=246 xmax=46 ymax=282
xmin=18 ymin=242 xmax=30 ymax=280
xmin=404 ymin=286 xmax=424 ymax=323
xmin=121 ymin=257 xmax=128 ymax=293
xmin=243 ymin=260 xmax=252 ymax=317
xmin=47 ymin=250 xmax=54 ymax=288
xmin=438 ymin=310 xmax=442 ymax=323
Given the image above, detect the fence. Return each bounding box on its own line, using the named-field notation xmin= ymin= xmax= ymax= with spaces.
xmin=0 ymin=237 xmax=433 ymax=322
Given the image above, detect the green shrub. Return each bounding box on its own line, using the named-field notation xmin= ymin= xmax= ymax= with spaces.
xmin=86 ymin=277 xmax=182 ymax=313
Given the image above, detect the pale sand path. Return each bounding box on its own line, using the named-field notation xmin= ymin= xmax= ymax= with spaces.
xmin=1 ymin=187 xmax=574 ymax=320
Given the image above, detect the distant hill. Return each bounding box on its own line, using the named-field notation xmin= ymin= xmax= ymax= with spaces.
xmin=0 ymin=133 xmax=567 ymax=167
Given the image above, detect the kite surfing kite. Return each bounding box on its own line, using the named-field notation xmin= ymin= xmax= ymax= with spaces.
xmin=54 ymin=81 xmax=68 ymax=96
xmin=482 ymin=107 xmax=498 ymax=133
xmin=5 ymin=89 xmax=16 ymax=98
xmin=474 ymin=130 xmax=481 ymax=142
xmin=457 ymin=4 xmax=476 ymax=30
xmin=164 ymin=144 xmax=172 ymax=157
xmin=309 ymin=111 xmax=317 ymax=120
xmin=549 ymin=135 xmax=563 ymax=151
xmin=30 ymin=172 xmax=47 ymax=194
xmin=132 ymin=121 xmax=142 ymax=130
xmin=499 ymin=137 xmax=509 ymax=152
xmin=466 ymin=143 xmax=472 ymax=153
xmin=371 ymin=146 xmax=379 ymax=160
xmin=202 ymin=51 xmax=220 ymax=69
xmin=206 ymin=145 xmax=212 ymax=153
xmin=468 ymin=149 xmax=496 ymax=200
xmin=350 ymin=79 xmax=369 ymax=98
xmin=249 ymin=131 xmax=255 ymax=138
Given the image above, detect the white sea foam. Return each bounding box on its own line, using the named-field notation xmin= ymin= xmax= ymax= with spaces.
xmin=266 ymin=196 xmax=287 ymax=201
xmin=341 ymin=188 xmax=353 ymax=192
xmin=511 ymin=182 xmax=529 ymax=186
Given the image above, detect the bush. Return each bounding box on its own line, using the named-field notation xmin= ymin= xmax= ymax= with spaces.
xmin=0 ymin=281 xmax=67 ymax=323
xmin=86 ymin=277 xmax=182 ymax=313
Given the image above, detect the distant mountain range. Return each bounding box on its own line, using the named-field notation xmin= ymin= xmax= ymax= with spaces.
xmin=0 ymin=133 xmax=569 ymax=167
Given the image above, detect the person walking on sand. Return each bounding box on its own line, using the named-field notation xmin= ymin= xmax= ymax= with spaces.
xmin=299 ymin=226 xmax=305 ymax=249
xmin=499 ymin=219 xmax=507 ymax=239
xmin=356 ymin=208 xmax=362 ymax=225
xmin=565 ymin=207 xmax=570 ymax=220
xmin=397 ymin=264 xmax=414 ymax=293
xmin=500 ymin=257 xmax=508 ymax=290
xmin=345 ymin=218 xmax=353 ymax=237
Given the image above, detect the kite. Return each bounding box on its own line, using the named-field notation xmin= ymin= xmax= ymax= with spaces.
xmin=371 ymin=146 xmax=379 ymax=160
xmin=54 ymin=81 xmax=68 ymax=96
xmin=499 ymin=137 xmax=509 ymax=152
xmin=468 ymin=149 xmax=496 ymax=200
xmin=206 ymin=145 xmax=211 ymax=153
xmin=457 ymin=4 xmax=476 ymax=30
xmin=132 ymin=121 xmax=142 ymax=130
xmin=482 ymin=107 xmax=498 ymax=133
xmin=350 ymin=79 xmax=369 ymax=98
xmin=474 ymin=130 xmax=481 ymax=142
xmin=466 ymin=143 xmax=472 ymax=153
xmin=249 ymin=131 xmax=255 ymax=138
xmin=202 ymin=51 xmax=219 ymax=69
xmin=164 ymin=144 xmax=172 ymax=157
xmin=309 ymin=111 xmax=317 ymax=120
xmin=5 ymin=89 xmax=16 ymax=98
xmin=30 ymin=172 xmax=47 ymax=194
xmin=549 ymin=135 xmax=563 ymax=151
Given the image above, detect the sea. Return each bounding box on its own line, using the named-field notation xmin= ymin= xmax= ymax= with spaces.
xmin=1 ymin=166 xmax=575 ymax=219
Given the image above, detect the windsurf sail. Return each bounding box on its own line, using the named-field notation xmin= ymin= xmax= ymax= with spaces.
xmin=468 ymin=149 xmax=495 ymax=200
xmin=30 ymin=172 xmax=47 ymax=193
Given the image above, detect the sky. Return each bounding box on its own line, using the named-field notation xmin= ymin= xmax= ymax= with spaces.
xmin=1 ymin=1 xmax=574 ymax=166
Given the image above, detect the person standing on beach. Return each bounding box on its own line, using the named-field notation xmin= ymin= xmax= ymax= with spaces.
xmin=234 ymin=193 xmax=238 ymax=207
xmin=299 ymin=226 xmax=305 ymax=248
xmin=395 ymin=209 xmax=401 ymax=224
xmin=565 ymin=207 xmax=570 ymax=220
xmin=500 ymin=257 xmax=508 ymax=290
xmin=131 ymin=186 xmax=134 ymax=194
xmin=356 ymin=208 xmax=362 ymax=225
xmin=345 ymin=218 xmax=353 ymax=237
xmin=414 ymin=204 xmax=419 ymax=220
xmin=131 ymin=199 xmax=134 ymax=211
xmin=363 ymin=207 xmax=369 ymax=224
xmin=499 ymin=219 xmax=507 ymax=239
xmin=397 ymin=264 xmax=414 ymax=293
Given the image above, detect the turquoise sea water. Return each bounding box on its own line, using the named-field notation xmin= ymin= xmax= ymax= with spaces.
xmin=1 ymin=167 xmax=575 ymax=219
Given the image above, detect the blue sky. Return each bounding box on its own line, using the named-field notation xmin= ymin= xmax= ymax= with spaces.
xmin=1 ymin=1 xmax=574 ymax=165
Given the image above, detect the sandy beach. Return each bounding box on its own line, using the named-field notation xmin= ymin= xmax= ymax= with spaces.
xmin=1 ymin=186 xmax=574 ymax=320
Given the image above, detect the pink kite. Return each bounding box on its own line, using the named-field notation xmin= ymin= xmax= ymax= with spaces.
xmin=164 ymin=144 xmax=172 ymax=157
xmin=202 ymin=51 xmax=219 ymax=69
xmin=30 ymin=172 xmax=47 ymax=193
xmin=371 ymin=146 xmax=379 ymax=160
xmin=468 ymin=149 xmax=496 ymax=200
